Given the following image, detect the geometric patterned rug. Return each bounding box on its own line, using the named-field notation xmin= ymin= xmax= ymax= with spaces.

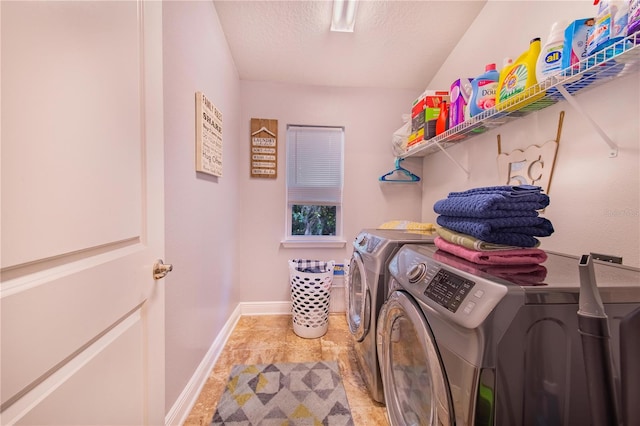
xmin=211 ymin=361 xmax=354 ymax=425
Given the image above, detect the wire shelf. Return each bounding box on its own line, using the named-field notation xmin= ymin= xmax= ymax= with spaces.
xmin=401 ymin=32 xmax=640 ymax=158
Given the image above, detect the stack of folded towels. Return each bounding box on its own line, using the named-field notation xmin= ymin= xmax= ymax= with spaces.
xmin=433 ymin=185 xmax=554 ymax=267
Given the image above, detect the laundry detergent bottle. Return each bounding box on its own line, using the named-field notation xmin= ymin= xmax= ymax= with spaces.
xmin=536 ymin=22 xmax=567 ymax=83
xmin=469 ymin=63 xmax=499 ymax=117
xmin=449 ymin=78 xmax=473 ymax=127
xmin=496 ymin=37 xmax=545 ymax=111
xmin=587 ymin=0 xmax=630 ymax=56
xmin=629 ymin=0 xmax=640 ymax=39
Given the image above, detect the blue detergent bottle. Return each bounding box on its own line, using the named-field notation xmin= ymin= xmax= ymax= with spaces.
xmin=587 ymin=0 xmax=629 ymax=56
xmin=469 ymin=63 xmax=500 ymax=117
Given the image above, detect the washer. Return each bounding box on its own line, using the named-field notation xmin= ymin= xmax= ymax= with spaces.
xmin=377 ymin=244 xmax=640 ymax=425
xmin=346 ymin=229 xmax=435 ymax=404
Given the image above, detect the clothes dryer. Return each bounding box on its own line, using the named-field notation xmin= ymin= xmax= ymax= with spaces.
xmin=346 ymin=229 xmax=435 ymax=403
xmin=377 ymin=244 xmax=640 ymax=425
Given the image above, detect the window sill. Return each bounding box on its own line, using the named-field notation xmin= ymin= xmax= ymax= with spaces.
xmin=280 ymin=239 xmax=347 ymax=249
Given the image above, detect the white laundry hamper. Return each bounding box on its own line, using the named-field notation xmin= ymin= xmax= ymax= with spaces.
xmin=288 ymin=259 xmax=335 ymax=338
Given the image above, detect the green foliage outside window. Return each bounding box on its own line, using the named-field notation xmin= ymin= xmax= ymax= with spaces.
xmin=292 ymin=205 xmax=336 ymax=236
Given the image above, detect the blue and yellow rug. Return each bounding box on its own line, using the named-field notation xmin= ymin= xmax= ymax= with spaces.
xmin=211 ymin=361 xmax=354 ymax=425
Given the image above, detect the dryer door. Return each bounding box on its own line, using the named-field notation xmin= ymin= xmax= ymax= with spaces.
xmin=378 ymin=290 xmax=454 ymax=426
xmin=347 ymin=252 xmax=370 ymax=342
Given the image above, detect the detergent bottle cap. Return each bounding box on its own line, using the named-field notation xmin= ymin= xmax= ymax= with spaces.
xmin=485 ymin=63 xmax=497 ymax=72
xmin=550 ymin=21 xmax=562 ymax=34
xmin=546 ymin=21 xmax=568 ymax=43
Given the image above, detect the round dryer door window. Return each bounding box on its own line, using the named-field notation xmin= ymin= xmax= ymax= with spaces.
xmin=347 ymin=252 xmax=369 ymax=342
xmin=378 ymin=291 xmax=454 ymax=426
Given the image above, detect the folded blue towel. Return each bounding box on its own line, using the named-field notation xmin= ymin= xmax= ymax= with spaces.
xmin=434 ymin=185 xmax=549 ymax=218
xmin=448 ymin=185 xmax=544 ymax=198
xmin=436 ymin=216 xmax=554 ymax=247
xmin=434 ymin=195 xmax=547 ymax=218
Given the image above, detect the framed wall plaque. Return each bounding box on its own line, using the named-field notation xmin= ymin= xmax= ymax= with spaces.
xmin=250 ymin=118 xmax=278 ymax=178
xmin=195 ymin=91 xmax=223 ymax=177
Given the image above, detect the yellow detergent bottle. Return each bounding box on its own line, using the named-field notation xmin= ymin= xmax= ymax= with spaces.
xmin=496 ymin=38 xmax=546 ymax=111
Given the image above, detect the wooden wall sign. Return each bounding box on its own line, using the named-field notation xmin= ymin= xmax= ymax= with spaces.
xmin=195 ymin=91 xmax=223 ymax=177
xmin=250 ymin=118 xmax=278 ymax=178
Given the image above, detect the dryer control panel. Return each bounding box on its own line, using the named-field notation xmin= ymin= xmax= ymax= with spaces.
xmin=392 ymin=245 xmax=509 ymax=329
xmin=424 ymin=269 xmax=476 ymax=314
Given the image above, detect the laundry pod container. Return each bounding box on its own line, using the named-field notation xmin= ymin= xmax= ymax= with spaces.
xmin=288 ymin=259 xmax=335 ymax=338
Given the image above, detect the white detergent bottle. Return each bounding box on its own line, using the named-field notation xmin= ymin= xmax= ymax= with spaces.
xmin=588 ymin=0 xmax=629 ymax=55
xmin=536 ymin=21 xmax=567 ymax=83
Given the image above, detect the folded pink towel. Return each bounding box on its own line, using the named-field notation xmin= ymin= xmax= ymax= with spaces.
xmin=434 ymin=237 xmax=547 ymax=265
xmin=433 ymin=250 xmax=548 ymax=286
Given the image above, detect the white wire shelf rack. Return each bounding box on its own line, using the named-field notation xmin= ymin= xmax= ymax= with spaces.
xmin=401 ymin=32 xmax=640 ymax=159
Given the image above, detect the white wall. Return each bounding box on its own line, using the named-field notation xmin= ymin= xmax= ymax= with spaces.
xmin=422 ymin=1 xmax=640 ymax=266
xmin=162 ymin=1 xmax=242 ymax=411
xmin=427 ymin=1 xmax=596 ymax=90
xmin=160 ymin=2 xmax=423 ymax=417
xmin=236 ymin=81 xmax=423 ymax=302
xmin=159 ymin=0 xmax=639 ymax=417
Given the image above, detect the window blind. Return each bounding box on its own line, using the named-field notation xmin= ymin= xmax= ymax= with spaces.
xmin=286 ymin=125 xmax=344 ymax=204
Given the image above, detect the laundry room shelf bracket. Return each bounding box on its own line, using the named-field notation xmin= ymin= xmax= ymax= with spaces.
xmin=433 ymin=140 xmax=470 ymax=177
xmin=555 ymin=84 xmax=618 ymax=158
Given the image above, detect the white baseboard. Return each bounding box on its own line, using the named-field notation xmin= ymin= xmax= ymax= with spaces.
xmin=165 ymin=304 xmax=242 ymax=426
xmin=165 ymin=301 xmax=296 ymax=426
xmin=240 ymin=301 xmax=292 ymax=315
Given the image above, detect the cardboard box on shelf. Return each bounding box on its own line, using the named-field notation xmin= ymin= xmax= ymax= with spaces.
xmin=411 ymin=90 xmax=449 ymax=141
xmin=407 ymin=127 xmax=424 ymax=148
xmin=412 ymin=111 xmax=425 ymax=133
xmin=424 ymin=119 xmax=438 ymax=141
xmin=424 ymin=91 xmax=449 ymax=121
xmin=562 ymin=18 xmax=595 ymax=71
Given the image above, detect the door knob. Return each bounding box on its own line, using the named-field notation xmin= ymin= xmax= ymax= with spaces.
xmin=153 ymin=259 xmax=173 ymax=279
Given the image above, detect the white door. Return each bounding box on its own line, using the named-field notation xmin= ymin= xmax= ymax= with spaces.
xmin=1 ymin=1 xmax=166 ymax=425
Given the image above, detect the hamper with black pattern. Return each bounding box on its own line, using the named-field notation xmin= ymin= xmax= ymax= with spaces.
xmin=288 ymin=259 xmax=335 ymax=338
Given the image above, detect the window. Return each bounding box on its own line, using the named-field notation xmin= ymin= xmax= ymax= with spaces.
xmin=285 ymin=125 xmax=344 ymax=246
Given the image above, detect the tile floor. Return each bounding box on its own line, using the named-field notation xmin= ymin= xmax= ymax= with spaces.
xmin=183 ymin=313 xmax=389 ymax=426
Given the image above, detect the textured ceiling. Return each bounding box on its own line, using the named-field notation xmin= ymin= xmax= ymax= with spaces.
xmin=213 ymin=0 xmax=487 ymax=91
